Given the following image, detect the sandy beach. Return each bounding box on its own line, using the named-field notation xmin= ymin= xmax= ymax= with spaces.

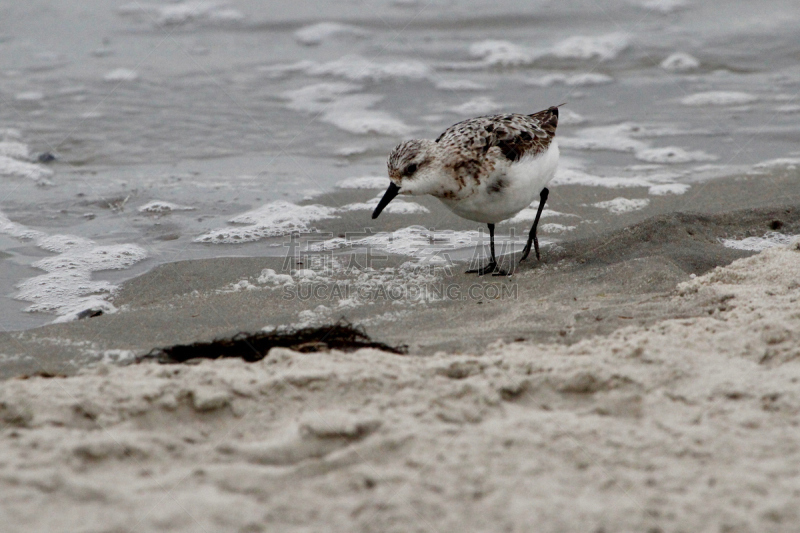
xmin=2 ymin=171 xmax=800 ymax=531
xmin=2 ymin=224 xmax=799 ymax=532
xmin=3 ymin=1 xmax=800 ymax=531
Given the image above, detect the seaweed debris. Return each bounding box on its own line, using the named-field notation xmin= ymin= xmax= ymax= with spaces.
xmin=141 ymin=320 xmax=407 ymax=364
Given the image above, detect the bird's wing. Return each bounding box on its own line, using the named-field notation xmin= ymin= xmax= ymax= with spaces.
xmin=435 ymin=107 xmax=559 ymax=163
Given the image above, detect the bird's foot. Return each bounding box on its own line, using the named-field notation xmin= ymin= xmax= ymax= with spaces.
xmin=519 ymin=243 xmax=531 ymax=262
xmin=518 ymin=243 xmax=541 ymax=263
xmin=466 ymin=261 xmax=502 ymax=276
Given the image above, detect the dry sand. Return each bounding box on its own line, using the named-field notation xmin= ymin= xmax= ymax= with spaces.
xmin=1 ymin=236 xmax=799 ymax=532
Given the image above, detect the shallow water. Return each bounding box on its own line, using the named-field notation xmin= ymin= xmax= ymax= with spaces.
xmin=1 ymin=0 xmax=799 ymax=330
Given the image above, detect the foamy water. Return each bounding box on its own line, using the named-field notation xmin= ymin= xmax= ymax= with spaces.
xmin=1 ymin=0 xmax=799 ymax=329
xmin=721 ymin=232 xmax=799 ymax=252
xmin=0 ymin=211 xmax=148 ymax=322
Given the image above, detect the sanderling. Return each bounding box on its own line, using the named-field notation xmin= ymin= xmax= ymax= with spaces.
xmin=372 ymin=106 xmax=560 ymax=275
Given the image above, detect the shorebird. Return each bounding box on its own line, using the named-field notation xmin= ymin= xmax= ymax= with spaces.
xmin=372 ymin=106 xmax=560 ymax=275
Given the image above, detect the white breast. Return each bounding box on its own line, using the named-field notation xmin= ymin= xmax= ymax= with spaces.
xmin=442 ymin=141 xmax=560 ymax=224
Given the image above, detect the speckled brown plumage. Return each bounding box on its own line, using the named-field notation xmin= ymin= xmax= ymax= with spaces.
xmin=436 ymin=107 xmax=558 ymax=159
xmin=388 ymin=107 xmax=559 ymax=186
xmin=434 ymin=107 xmax=558 ymax=190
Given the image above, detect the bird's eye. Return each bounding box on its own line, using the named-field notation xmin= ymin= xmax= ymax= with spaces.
xmin=403 ymin=163 xmax=418 ymax=176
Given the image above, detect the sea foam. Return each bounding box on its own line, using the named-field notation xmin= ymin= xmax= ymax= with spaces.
xmin=552 ymin=167 xmax=690 ymax=196
xmin=434 ymin=79 xmax=487 ymax=91
xmin=721 ymin=232 xmax=797 ymax=252
xmin=0 ymin=211 xmax=147 ymax=321
xmin=527 ymin=73 xmax=613 ymax=87
xmin=103 ymin=68 xmax=139 ymax=82
xmin=350 ymin=226 xmax=482 ymax=257
xmin=265 ymin=56 xmax=430 ymax=82
xmin=0 ymin=141 xmax=31 ymax=160
xmin=336 ymin=176 xmax=390 ymax=189
xmin=282 ymin=82 xmax=413 ymax=136
xmin=550 ymin=33 xmax=630 ymax=61
xmin=469 ymin=40 xmax=540 ymax=67
xmin=660 ymin=52 xmax=700 ymax=71
xmin=118 ymin=1 xmax=244 ymax=27
xmin=138 ymin=200 xmax=196 ymax=213
xmin=194 ymin=201 xmax=339 ymax=244
xmin=293 ymin=22 xmax=369 ymax=46
xmin=560 ymin=123 xmax=716 ymax=167
xmin=752 ymin=158 xmax=800 ymax=171
xmin=680 ymin=91 xmax=758 ymax=106
xmin=448 ymin=96 xmax=501 ymax=115
xmin=340 ymin=197 xmax=429 ymax=215
xmin=637 ymin=0 xmax=688 ymax=14
xmin=635 ymin=147 xmax=717 ymax=164
xmin=592 ymin=197 xmax=650 ymax=214
xmin=0 ymin=155 xmax=53 ymax=183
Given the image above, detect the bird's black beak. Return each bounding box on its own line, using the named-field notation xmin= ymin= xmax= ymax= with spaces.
xmin=372 ymin=182 xmax=400 ymax=219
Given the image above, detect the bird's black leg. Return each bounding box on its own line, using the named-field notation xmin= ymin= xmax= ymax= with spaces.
xmin=520 ymin=187 xmax=549 ymax=262
xmin=467 ymin=223 xmax=504 ymax=275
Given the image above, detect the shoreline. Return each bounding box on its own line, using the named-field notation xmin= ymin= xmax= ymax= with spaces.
xmin=3 ymin=162 xmax=799 ymax=335
xmin=0 ymin=193 xmax=797 ymax=379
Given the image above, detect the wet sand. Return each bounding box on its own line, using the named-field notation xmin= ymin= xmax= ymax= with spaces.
xmin=1 ymin=169 xmax=799 ymax=378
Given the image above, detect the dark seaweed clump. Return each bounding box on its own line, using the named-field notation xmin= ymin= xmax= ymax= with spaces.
xmin=141 ymin=320 xmax=407 ymax=364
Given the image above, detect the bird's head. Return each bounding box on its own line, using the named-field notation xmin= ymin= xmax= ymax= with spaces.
xmin=373 ymin=139 xmax=437 ymax=219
